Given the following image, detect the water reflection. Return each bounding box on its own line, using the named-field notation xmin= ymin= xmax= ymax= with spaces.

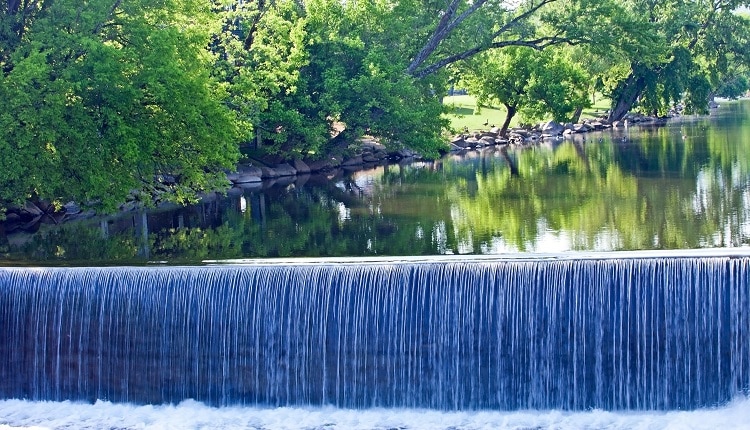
xmin=3 ymin=101 xmax=750 ymax=264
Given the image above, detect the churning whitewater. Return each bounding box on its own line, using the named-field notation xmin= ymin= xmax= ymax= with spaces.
xmin=0 ymin=397 xmax=750 ymax=430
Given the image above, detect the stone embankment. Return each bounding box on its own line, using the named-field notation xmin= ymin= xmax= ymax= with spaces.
xmin=226 ymin=111 xmax=679 ymax=189
xmin=226 ymin=137 xmax=419 ymax=186
xmin=449 ymin=112 xmax=670 ymax=151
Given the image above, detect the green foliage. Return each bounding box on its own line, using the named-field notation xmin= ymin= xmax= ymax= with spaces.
xmin=600 ymin=0 xmax=750 ymax=120
xmin=0 ymin=0 xmax=240 ymax=212
xmin=212 ymin=0 xmax=328 ymax=158
xmin=716 ymin=74 xmax=749 ymax=99
xmin=460 ymin=47 xmax=589 ymax=132
xmin=3 ymin=0 xmax=750 ymax=214
xmin=302 ymin=0 xmax=450 ymax=157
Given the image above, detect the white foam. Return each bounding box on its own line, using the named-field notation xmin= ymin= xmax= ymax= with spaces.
xmin=1 ymin=398 xmax=749 ymax=430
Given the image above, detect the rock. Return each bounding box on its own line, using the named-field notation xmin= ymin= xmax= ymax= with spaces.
xmin=573 ymin=124 xmax=589 ymax=133
xmin=479 ymin=136 xmax=496 ymax=146
xmin=464 ymin=137 xmax=480 ymax=147
xmin=394 ymin=149 xmax=416 ymax=158
xmin=4 ymin=212 xmax=21 ymax=223
xmin=227 ymin=164 xmax=263 ymax=184
xmin=341 ymin=155 xmax=364 ymax=167
xmin=357 ymin=137 xmax=385 ymax=151
xmin=451 ymin=135 xmax=465 ymax=145
xmin=540 ymin=120 xmax=565 ymax=135
xmin=510 ymin=128 xmax=530 ymax=137
xmin=307 ymin=156 xmax=342 ymax=172
xmin=119 ymin=201 xmax=139 ymax=212
xmin=63 ymin=202 xmax=81 ymax=215
xmin=22 ymin=201 xmax=43 ymax=217
xmin=589 ymin=121 xmax=611 ymax=130
xmin=291 ymin=159 xmax=311 ymax=174
xmin=273 ymin=163 xmax=297 ymax=177
xmin=373 ymin=149 xmax=388 ymax=160
xmin=508 ymin=133 xmax=525 ymax=145
xmin=259 ymin=166 xmax=279 ymax=178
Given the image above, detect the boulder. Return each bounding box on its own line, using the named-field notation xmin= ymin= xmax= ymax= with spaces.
xmin=373 ymin=149 xmax=388 ymax=160
xmin=22 ymin=201 xmax=43 ymax=217
xmin=357 ymin=137 xmax=385 ymax=152
xmin=393 ymin=148 xmax=416 ymax=159
xmin=464 ymin=137 xmax=480 ymax=148
xmin=259 ymin=166 xmax=279 ymax=179
xmin=540 ymin=120 xmax=565 ymax=135
xmin=273 ymin=163 xmax=297 ymax=177
xmin=510 ymin=128 xmax=530 ymax=137
xmin=63 ymin=202 xmax=81 ymax=215
xmin=306 ymin=159 xmax=334 ymax=173
xmin=341 ymin=155 xmax=364 ymax=167
xmin=292 ymin=159 xmax=311 ymax=175
xmin=573 ymin=124 xmax=589 ymax=133
xmin=227 ymin=164 xmax=263 ymax=184
xmin=479 ymin=136 xmax=496 ymax=146
xmin=589 ymin=121 xmax=609 ymax=130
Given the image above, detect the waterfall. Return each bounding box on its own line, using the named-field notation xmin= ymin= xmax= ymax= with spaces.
xmin=1 ymin=257 xmax=748 ymax=411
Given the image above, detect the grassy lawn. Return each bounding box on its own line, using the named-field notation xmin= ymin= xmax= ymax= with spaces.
xmin=443 ymin=94 xmax=612 ymax=132
xmin=443 ymin=95 xmax=510 ymax=132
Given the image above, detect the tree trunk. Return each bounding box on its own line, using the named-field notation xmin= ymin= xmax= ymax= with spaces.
xmin=500 ymin=104 xmax=517 ymax=135
xmin=570 ymin=106 xmax=583 ymax=123
xmin=607 ymin=69 xmax=647 ymax=122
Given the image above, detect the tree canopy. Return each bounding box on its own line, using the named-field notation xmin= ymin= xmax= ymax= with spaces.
xmin=461 ymin=46 xmax=589 ymax=134
xmin=2 ymin=0 xmax=750 ymax=215
xmin=1 ymin=0 xmax=240 ymax=213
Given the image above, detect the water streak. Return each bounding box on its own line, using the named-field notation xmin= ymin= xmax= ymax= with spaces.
xmin=1 ymin=257 xmax=748 ymax=411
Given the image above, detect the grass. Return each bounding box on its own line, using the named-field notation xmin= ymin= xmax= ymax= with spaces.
xmin=443 ymin=94 xmax=613 ymax=132
xmin=443 ymin=95 xmax=510 ymax=132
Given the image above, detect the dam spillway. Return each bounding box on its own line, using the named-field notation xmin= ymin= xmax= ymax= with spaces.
xmin=0 ymin=255 xmax=749 ymax=411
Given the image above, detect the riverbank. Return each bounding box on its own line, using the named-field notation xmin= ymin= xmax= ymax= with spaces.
xmin=0 ymin=108 xmax=697 ymax=237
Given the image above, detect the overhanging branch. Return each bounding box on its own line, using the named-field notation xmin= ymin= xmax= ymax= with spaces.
xmin=406 ymin=0 xmax=563 ymax=78
xmin=412 ymin=35 xmax=588 ymax=79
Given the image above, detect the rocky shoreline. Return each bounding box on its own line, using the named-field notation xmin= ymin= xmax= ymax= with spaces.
xmin=227 ymin=111 xmax=677 ymax=185
xmin=0 ymin=110 xmax=683 ymax=236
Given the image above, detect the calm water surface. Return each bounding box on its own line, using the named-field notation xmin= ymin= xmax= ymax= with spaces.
xmin=3 ymin=100 xmax=750 ymax=264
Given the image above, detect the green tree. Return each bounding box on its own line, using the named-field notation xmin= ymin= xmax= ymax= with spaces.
xmin=603 ymin=0 xmax=750 ymax=121
xmin=0 ymin=0 xmax=240 ymax=215
xmin=461 ymin=47 xmax=589 ymax=134
xmin=212 ymin=0 xmax=327 ymax=158
xmin=300 ymin=0 xmax=451 ymax=157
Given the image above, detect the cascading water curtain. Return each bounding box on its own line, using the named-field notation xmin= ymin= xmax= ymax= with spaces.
xmin=0 ymin=257 xmax=748 ymax=410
